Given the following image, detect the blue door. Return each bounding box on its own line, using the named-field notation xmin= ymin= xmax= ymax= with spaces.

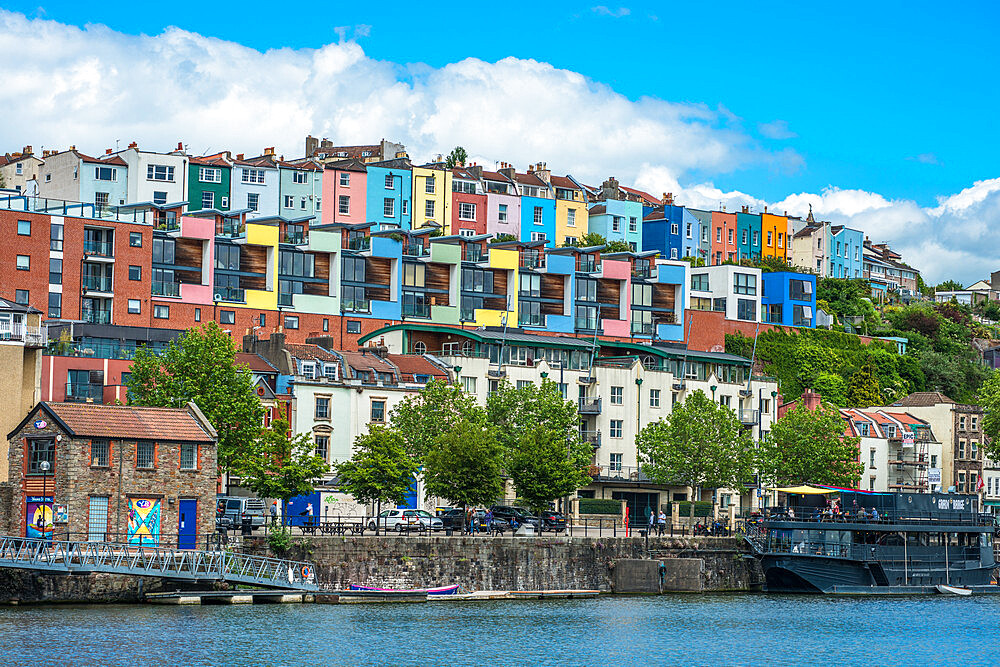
xmin=178 ymin=499 xmax=197 ymax=549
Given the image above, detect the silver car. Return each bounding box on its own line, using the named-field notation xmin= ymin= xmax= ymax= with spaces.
xmin=368 ymin=509 xmax=444 ymax=533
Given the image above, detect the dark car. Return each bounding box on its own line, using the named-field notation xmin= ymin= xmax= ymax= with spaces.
xmin=440 ymin=508 xmax=510 ymax=534
xmin=489 ymin=505 xmax=541 ymax=530
xmin=539 ymin=510 xmax=567 ymax=533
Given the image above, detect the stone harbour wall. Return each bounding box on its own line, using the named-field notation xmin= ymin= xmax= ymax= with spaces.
xmin=249 ymin=535 xmax=757 ymax=593
xmin=0 ymin=570 xmax=177 ymax=605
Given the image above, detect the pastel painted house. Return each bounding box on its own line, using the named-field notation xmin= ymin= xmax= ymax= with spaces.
xmin=231 ymin=151 xmax=281 ymax=219
xmin=320 ymin=159 xmax=368 ymax=226
xmin=36 ymin=149 xmax=129 ymax=208
xmin=365 ymin=158 xmax=413 ymax=230
xmin=761 ymin=271 xmax=816 ymax=327
xmin=481 ymin=168 xmax=520 ymax=239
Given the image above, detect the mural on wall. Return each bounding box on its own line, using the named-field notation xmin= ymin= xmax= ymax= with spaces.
xmin=127 ymin=497 xmax=161 ymax=546
xmin=25 ymin=496 xmax=53 ymax=539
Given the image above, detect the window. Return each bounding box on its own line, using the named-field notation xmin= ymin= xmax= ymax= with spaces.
xmin=720 ymin=395 xmax=731 ymax=407
xmin=533 ymin=206 xmax=543 ymax=224
xmin=240 ymin=168 xmax=265 ymax=184
xmin=371 ymin=400 xmax=386 ymax=422
xmin=90 ymin=439 xmax=109 ymax=467
xmin=124 ymin=265 xmax=141 ymax=282
xmin=629 ymin=216 xmax=637 ymax=232
xmin=130 ymin=232 xmax=142 ymax=247
xmin=147 ymin=164 xmax=174 ymax=182
xmin=792 ymin=304 xmax=813 ymax=327
xmin=459 ymin=202 xmax=476 ymax=220
xmin=778 ymin=233 xmax=784 ymax=248
xmin=403 ymin=262 xmax=425 ymax=288
xmin=332 ymin=194 xmax=349 ymax=215
xmin=50 ymin=223 xmax=63 ymax=251
xmin=315 ymin=397 xmax=330 ymax=419
xmin=13 ymin=289 xmax=27 ymax=306
xmin=972 ymin=416 xmax=979 ymax=431
xmin=284 ymin=315 xmax=299 ymax=329
xmin=17 ymin=220 xmax=30 ymax=236
xmin=530 ymin=231 xmax=546 ymax=242
xmin=498 ymin=204 xmax=508 ymax=223
xmin=346 ymin=320 xmax=361 ymax=334
xmin=401 ymin=200 xmax=408 ymax=215
xmin=610 ymin=420 xmax=623 ymax=438
xmin=612 ymin=216 xmax=622 ymax=233
xmin=289 ymin=170 xmax=307 ymax=185
xmin=459 ymin=228 xmax=476 ymax=238
xmin=734 ymin=273 xmax=757 ymax=295
xmin=136 ymin=441 xmax=155 ymax=469
xmin=314 ymin=436 xmax=329 ymax=461
xmin=669 ymin=223 xmax=679 ymax=236
xmin=611 ymin=386 xmax=623 ymax=405
xmin=686 ymin=222 xmax=692 ymax=238
xmin=48 ymin=292 xmax=61 ymax=318
xmin=385 ymin=174 xmax=395 ymax=189
xmin=767 ymin=230 xmax=772 ymax=246
xmin=178 ymin=442 xmax=197 ymax=470
xmin=737 ymin=298 xmax=756 ymax=321
xmin=453 ymin=180 xmax=476 ymax=194
xmin=959 ymin=415 xmax=967 ymax=430
xmin=194 ymin=308 xmax=201 ymax=322
xmin=609 ymin=452 xmax=623 ymax=471
xmin=753 ymin=231 xmax=759 ymax=246
xmin=424 ymin=200 xmax=435 ymax=218
xmin=516 ymin=380 xmax=533 ymax=390
xmin=383 ymin=198 xmax=395 ymax=218
xmin=153 ymin=192 xmax=167 ymax=206
xmin=127 ymin=299 xmax=141 ymax=314
xmin=247 ymin=193 xmax=259 ymax=212
xmin=28 ymin=439 xmax=55 ymax=473
xmin=220 ymin=310 xmax=235 ymax=325
xmin=691 ymin=273 xmax=709 ymax=291
xmin=339 ymin=172 xmax=350 ymax=187
xmin=301 ymin=362 xmax=316 ymax=380
xmin=283 ymin=195 xmax=294 ymax=208
xmin=424 ymin=176 xmax=435 ymax=194
xmin=650 ymin=389 xmax=660 ymax=408
xmin=154 ymin=304 xmax=170 ymax=319
xmin=201 ymin=191 xmax=215 ymax=209
xmin=16 ymin=255 xmax=29 ymax=270
xmin=48 ymin=258 xmax=62 ymax=285
xmin=567 ymin=209 xmax=576 ymax=227
xmin=462 ymin=376 xmax=477 ymax=394
xmin=199 ymin=167 xmax=221 ymax=183
xmin=713 ymin=298 xmax=727 ymax=312
xmin=154 ymin=237 xmax=176 ymax=265
xmin=670 ymin=248 xmax=678 ymax=259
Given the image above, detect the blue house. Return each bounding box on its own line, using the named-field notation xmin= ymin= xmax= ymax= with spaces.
xmin=761 ymin=272 xmax=816 ymax=328
xmin=642 ymin=205 xmax=700 ymax=261
xmin=827 ymin=225 xmax=864 ymax=279
xmin=737 ymin=211 xmax=763 ymax=261
xmin=365 ymin=158 xmax=413 ymax=229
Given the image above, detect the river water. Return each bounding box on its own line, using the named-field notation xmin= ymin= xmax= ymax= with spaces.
xmin=1 ymin=594 xmax=995 ymax=666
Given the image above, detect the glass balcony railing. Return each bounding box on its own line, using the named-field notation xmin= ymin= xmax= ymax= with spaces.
xmin=630 ymin=322 xmax=654 ymax=336
xmin=519 ymin=254 xmax=545 ymax=269
xmin=283 ymin=232 xmax=307 ymax=245
xmin=342 ymin=299 xmax=371 ymax=313
xmin=402 ymin=302 xmax=431 ymax=318
xmin=403 ymin=244 xmax=428 ymax=257
xmin=464 ymin=247 xmax=486 ymax=263
xmin=83 ymin=240 xmax=113 ymax=257
xmin=82 ymin=310 xmax=112 ymax=325
xmin=82 ymin=275 xmax=113 ymax=292
xmin=214 ymin=287 xmax=246 ymax=303
xmin=346 ymin=237 xmax=371 ymax=252
xmin=151 ymin=280 xmax=180 ymax=297
xmin=632 ymin=266 xmax=652 ymax=280
xmin=518 ymin=312 xmax=545 ymax=327
xmin=278 ymin=292 xmax=294 ymax=306
xmin=219 ymin=221 xmax=245 ymax=238
xmin=578 ymin=259 xmax=601 ymax=273
xmin=65 ymin=382 xmax=104 ymax=403
xmin=154 ymin=215 xmax=180 ymax=232
xmin=575 ymin=317 xmax=599 ymax=331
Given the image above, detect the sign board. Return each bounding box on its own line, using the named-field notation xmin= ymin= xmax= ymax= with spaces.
xmin=928 ymin=468 xmax=942 ymax=485
xmin=33 ymin=420 xmax=46 ymax=429
xmin=902 ymin=432 xmax=915 ymax=446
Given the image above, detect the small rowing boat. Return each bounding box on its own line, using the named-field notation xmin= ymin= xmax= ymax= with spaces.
xmin=935 ymin=584 xmax=973 ymax=596
xmin=349 ymin=584 xmax=460 ymax=596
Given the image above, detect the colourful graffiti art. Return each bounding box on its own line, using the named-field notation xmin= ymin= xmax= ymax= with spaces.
xmin=127 ymin=497 xmax=161 ymax=546
xmin=26 ymin=496 xmax=53 ymax=539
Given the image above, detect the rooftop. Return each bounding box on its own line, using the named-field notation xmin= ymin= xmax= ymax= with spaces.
xmin=20 ymin=402 xmax=217 ymax=442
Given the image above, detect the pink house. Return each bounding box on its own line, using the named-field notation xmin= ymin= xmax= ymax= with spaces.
xmin=321 ymin=159 xmax=368 ymax=225
xmin=600 ymin=257 xmax=631 ymax=337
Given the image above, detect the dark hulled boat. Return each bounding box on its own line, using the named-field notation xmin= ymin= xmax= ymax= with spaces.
xmin=742 ymin=488 xmax=997 ymax=594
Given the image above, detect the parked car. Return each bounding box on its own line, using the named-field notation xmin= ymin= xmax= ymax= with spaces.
xmin=217 ymin=496 xmax=267 ymax=531
xmin=539 ymin=510 xmax=567 ymax=533
xmin=489 ymin=505 xmax=541 ymax=530
xmin=368 ymin=509 xmax=444 ymax=533
xmin=439 ymin=508 xmax=510 ymax=534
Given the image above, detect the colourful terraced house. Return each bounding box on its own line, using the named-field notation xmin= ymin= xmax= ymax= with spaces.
xmin=321 ymin=159 xmax=368 ymax=226
xmin=450 ymin=166 xmax=488 ymax=237
xmin=587 ymin=178 xmax=643 ymax=251
xmin=411 ymin=163 xmax=452 ymax=232
xmin=550 ymin=173 xmax=588 ymax=247
xmin=642 ymin=204 xmax=701 ymax=261
xmin=506 ymin=165 xmax=556 ymax=246
xmin=480 ymin=167 xmax=520 ymax=239
xmin=365 ymin=158 xmax=413 ymax=230
xmin=278 ymin=158 xmax=323 ymax=221
xmin=761 ymin=211 xmax=790 ymax=262
xmin=187 ymin=154 xmax=232 ymax=212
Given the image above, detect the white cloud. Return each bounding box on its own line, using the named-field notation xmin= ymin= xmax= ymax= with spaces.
xmin=591 ymin=6 xmax=631 ymax=18
xmin=0 ymin=10 xmax=994 ymax=285
xmin=906 ymin=152 xmax=940 ymax=165
xmin=758 ymin=119 xmax=797 ymax=140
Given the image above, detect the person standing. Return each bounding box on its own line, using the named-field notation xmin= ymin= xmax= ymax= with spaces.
xmin=648 ymin=508 xmax=655 ymax=535
xmin=658 ymin=509 xmax=667 ymax=536
xmin=269 ymin=501 xmax=278 ymax=526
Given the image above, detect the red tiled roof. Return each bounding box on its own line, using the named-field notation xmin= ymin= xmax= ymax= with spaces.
xmin=76 ymin=152 xmax=128 ymax=167
xmin=236 ymin=352 xmax=278 ymax=373
xmin=480 ymin=171 xmax=510 ymax=181
xmin=894 ymin=392 xmax=955 ymax=407
xmin=513 ymin=172 xmax=547 ymax=187
xmin=339 ymin=351 xmax=396 ymax=376
xmin=548 ymin=175 xmax=580 ymax=189
xmin=387 ymin=354 xmax=448 ymax=381
xmin=620 ymin=185 xmax=660 ymax=205
xmin=190 ymin=154 xmax=231 ymax=167
xmin=42 ymin=402 xmax=216 ymax=442
xmin=234 ymin=154 xmax=279 ymax=168
xmin=286 ymin=343 xmax=340 ymax=363
xmin=589 ymin=204 xmax=607 ymax=215
xmin=881 ymin=411 xmax=928 ymax=428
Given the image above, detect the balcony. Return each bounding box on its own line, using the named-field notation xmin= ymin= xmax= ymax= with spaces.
xmin=346 ymin=236 xmax=371 ymax=252
xmin=578 ymin=397 xmax=602 ymax=414
xmin=283 ymin=231 xmax=308 ymax=245
xmin=739 ymin=409 xmax=760 ymax=425
xmin=81 ymin=275 xmax=113 ymax=293
xmin=219 ymin=221 xmax=246 ymax=239
xmin=632 ymin=266 xmax=652 ymax=280
xmin=154 ymin=215 xmax=180 ymax=232
xmin=83 ymin=240 xmax=113 ymax=257
xmin=402 ymin=302 xmax=431 ymax=318
xmin=575 ymin=318 xmax=600 ymax=332
xmin=580 ymin=430 xmax=601 ymax=447
xmin=403 ymin=243 xmax=428 ymax=257
xmin=214 ymin=287 xmax=246 ymax=303
xmin=630 ymin=322 xmax=654 ymax=336
xmin=519 ymin=253 xmax=545 ymax=270
xmin=151 ymin=280 xmax=180 ymax=297
xmin=518 ymin=312 xmax=545 ymax=327
xmin=65 ymin=382 xmax=104 ymax=403
xmin=0 ymin=321 xmax=46 ymax=346
xmin=342 ymin=299 xmax=371 ymax=314
xmin=593 ymin=464 xmax=649 ymax=482
xmin=278 ymin=292 xmax=294 ymax=306
xmin=578 ymin=258 xmax=601 ymax=274
xmin=82 ymin=310 xmax=112 ymax=325
xmin=464 ymin=247 xmax=487 ymax=263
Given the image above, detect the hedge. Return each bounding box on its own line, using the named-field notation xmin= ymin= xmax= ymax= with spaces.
xmin=579 ymin=498 xmax=623 ymax=515
xmin=670 ymin=501 xmax=714 ymax=518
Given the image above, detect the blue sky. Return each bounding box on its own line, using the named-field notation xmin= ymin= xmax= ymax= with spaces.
xmin=7 ymin=0 xmax=998 ymax=205
xmin=1 ymin=3 xmax=999 ymax=283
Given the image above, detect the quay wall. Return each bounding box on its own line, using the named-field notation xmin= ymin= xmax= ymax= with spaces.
xmin=0 ymin=570 xmax=177 ymax=605
xmin=248 ymin=535 xmax=757 ymax=593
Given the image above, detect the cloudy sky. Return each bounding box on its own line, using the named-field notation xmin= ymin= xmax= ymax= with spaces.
xmin=1 ymin=2 xmax=998 ymax=284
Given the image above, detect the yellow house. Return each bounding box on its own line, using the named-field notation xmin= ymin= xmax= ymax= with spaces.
xmin=411 ymin=164 xmax=453 ymax=232
xmin=551 ymin=175 xmax=589 ymax=246
xmin=241 ymin=222 xmax=279 ymax=310
xmin=474 ymin=246 xmax=518 ymax=327
xmin=761 ymin=212 xmax=790 ymax=261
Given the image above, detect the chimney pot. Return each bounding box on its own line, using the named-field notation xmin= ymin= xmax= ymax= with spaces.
xmin=177 ymin=141 xmax=183 ymax=151
xmin=106 ymin=148 xmax=112 ymax=155
xmin=237 ymin=153 xmax=245 ymax=160
xmin=23 ymin=145 xmax=32 ymax=155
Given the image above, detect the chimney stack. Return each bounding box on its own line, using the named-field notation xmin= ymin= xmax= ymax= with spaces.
xmin=106 ymin=148 xmax=112 ymax=155
xmin=177 ymin=141 xmax=183 ymax=151
xmin=662 ymin=192 xmax=674 ymax=206
xmin=264 ymin=147 xmax=275 ymax=156
xmin=236 ymin=153 xmax=245 ymax=161
xmin=128 ymin=141 xmax=138 ymax=149
xmin=23 ymin=145 xmax=32 ymax=155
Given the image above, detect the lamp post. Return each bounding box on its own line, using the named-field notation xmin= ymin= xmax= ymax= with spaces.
xmin=39 ymin=459 xmax=50 ymax=541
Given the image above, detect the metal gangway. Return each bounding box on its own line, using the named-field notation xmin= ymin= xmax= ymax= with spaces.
xmin=0 ymin=536 xmax=319 ymax=591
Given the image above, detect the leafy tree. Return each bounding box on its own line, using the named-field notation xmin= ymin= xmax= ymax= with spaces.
xmin=758 ymin=403 xmax=862 ymax=487
xmin=568 ymin=232 xmax=607 ymax=248
xmin=636 ymin=390 xmax=755 ymax=523
xmin=979 ymin=371 xmax=1000 ymax=460
xmin=338 ymin=426 xmax=420 ymax=527
xmin=937 ymin=279 xmax=964 ymax=292
xmin=846 ymin=357 xmax=883 ymax=407
xmin=423 ymin=420 xmax=505 ymax=510
xmin=494 ymin=233 xmax=517 ymax=242
xmin=445 ymin=146 xmax=468 ymax=168
xmin=604 ymin=240 xmax=631 ymax=253
xmin=237 ymin=418 xmax=330 ymax=525
xmin=486 ymin=378 xmax=578 ymax=455
xmin=681 ymin=256 xmax=706 ymax=267
xmin=812 ymin=372 xmax=848 ymax=406
xmin=388 ymin=379 xmax=487 ymax=460
xmin=507 ymin=425 xmax=592 ymax=512
xmin=127 ymin=321 xmax=262 ymax=472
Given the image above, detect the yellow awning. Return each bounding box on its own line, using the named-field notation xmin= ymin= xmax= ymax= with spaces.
xmin=770 ymin=485 xmax=838 ymax=495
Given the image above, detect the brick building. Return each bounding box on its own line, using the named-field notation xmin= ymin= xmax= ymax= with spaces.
xmin=6 ymin=401 xmax=217 ymax=547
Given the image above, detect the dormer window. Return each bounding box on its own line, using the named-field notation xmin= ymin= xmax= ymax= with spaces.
xmin=324 ymin=363 xmax=338 ymax=381
xmin=300 ymin=361 xmax=316 ymax=379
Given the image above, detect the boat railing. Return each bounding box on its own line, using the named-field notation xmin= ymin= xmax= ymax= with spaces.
xmin=764 ymin=538 xmax=982 ymax=565
xmin=764 ymin=505 xmax=994 ymax=527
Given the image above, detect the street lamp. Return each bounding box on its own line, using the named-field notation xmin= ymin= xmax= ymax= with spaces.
xmin=39 ymin=459 xmax=50 ymax=541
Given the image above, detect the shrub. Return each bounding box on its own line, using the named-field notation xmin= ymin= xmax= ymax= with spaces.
xmin=671 ymin=501 xmax=714 ymax=517
xmin=578 ymin=498 xmax=623 ymax=515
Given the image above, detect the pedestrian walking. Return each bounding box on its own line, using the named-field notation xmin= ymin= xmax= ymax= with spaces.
xmin=647 ymin=508 xmax=655 ymax=535
xmin=269 ymin=501 xmax=278 ymax=526
xmin=485 ymin=508 xmax=494 ymax=535
xmin=657 ymin=510 xmax=667 ymax=536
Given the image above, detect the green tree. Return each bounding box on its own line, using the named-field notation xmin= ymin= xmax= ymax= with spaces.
xmin=636 ymin=390 xmax=755 ymax=523
xmin=338 ymin=426 xmax=420 ymax=526
xmin=445 ymin=146 xmax=468 ymax=168
xmin=127 ymin=321 xmax=262 ymax=472
xmin=423 ymin=420 xmax=505 ymax=510
xmin=567 ymin=232 xmax=607 ymax=248
xmin=604 ymin=240 xmax=631 ymax=253
xmin=507 ymin=425 xmax=592 ymax=512
xmin=937 ymin=279 xmax=964 ymax=292
xmin=237 ymin=418 xmax=330 ymax=525
xmin=494 ymin=233 xmax=517 ymax=242
xmin=758 ymin=403 xmax=862 ymax=487
xmin=388 ymin=379 xmax=487 ymax=460
xmin=486 ymin=378 xmax=578 ymax=455
xmin=979 ymin=370 xmax=1000 ymax=460
xmin=846 ymin=357 xmax=883 ymax=407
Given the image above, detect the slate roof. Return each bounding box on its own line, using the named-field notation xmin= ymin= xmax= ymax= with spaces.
xmin=286 ymin=343 xmax=340 ymax=364
xmin=235 ymin=352 xmax=279 ymax=374
xmin=33 ymin=402 xmax=216 ymax=442
xmin=339 ymin=350 xmax=396 ymax=376
xmin=387 ymin=354 xmax=449 ymax=381
xmin=894 ymin=392 xmax=956 ymax=407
